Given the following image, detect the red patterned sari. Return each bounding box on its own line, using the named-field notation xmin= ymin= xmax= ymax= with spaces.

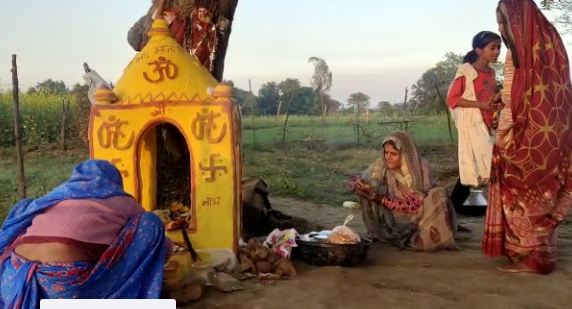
xmin=482 ymin=0 xmax=572 ymax=274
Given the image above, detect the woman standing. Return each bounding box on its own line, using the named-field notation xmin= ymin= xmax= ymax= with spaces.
xmin=447 ymin=31 xmax=503 ymax=212
xmin=482 ymin=0 xmax=572 ymax=274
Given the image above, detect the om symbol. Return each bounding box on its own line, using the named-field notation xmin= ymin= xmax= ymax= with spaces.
xmin=191 ymin=108 xmax=227 ymax=143
xmin=143 ymin=56 xmax=178 ymax=83
xmin=96 ymin=115 xmax=135 ymax=150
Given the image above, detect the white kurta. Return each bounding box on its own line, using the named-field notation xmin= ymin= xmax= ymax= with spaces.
xmin=447 ymin=63 xmax=494 ymax=187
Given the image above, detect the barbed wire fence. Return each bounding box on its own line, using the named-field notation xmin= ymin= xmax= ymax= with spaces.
xmin=1 ymin=89 xmax=443 ymax=150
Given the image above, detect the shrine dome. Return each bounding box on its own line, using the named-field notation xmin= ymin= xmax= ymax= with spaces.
xmin=110 ymin=18 xmax=219 ymax=105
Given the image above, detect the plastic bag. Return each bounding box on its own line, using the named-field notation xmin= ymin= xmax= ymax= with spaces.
xmin=342 ymin=201 xmax=360 ymax=209
xmin=82 ymin=70 xmax=113 ymax=105
xmin=189 ymin=249 xmax=240 ymax=288
xmin=192 ymin=249 xmax=240 ymax=274
xmin=263 ymin=228 xmax=298 ymax=259
xmin=326 ymin=215 xmax=361 ymax=244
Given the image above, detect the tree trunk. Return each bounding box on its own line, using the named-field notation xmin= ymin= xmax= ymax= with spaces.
xmin=320 ymin=91 xmax=326 ymax=138
xmin=127 ymin=0 xmax=240 ymax=82
xmin=212 ymin=0 xmax=239 ymax=82
xmin=11 ymin=54 xmax=26 ymax=199
xmin=276 ymin=100 xmax=282 ymax=118
xmin=281 ymin=91 xmax=297 ymax=144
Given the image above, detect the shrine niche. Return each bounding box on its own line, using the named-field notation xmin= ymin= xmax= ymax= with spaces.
xmin=88 ymin=17 xmax=242 ymax=254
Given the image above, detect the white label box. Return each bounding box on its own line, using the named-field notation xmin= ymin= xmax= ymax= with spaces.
xmin=40 ymin=299 xmax=176 ymax=309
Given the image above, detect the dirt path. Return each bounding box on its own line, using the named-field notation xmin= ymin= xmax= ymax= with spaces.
xmin=187 ymin=198 xmax=572 ymax=309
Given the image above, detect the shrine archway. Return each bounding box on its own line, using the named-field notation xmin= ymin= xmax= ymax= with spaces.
xmin=134 ymin=119 xmax=195 ymax=221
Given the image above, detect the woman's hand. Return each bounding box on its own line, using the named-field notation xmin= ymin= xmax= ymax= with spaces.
xmin=486 ymin=94 xmax=505 ymax=111
xmin=354 ymin=179 xmax=374 ymax=200
xmin=354 ymin=179 xmax=389 ymax=205
xmin=491 ymin=102 xmax=505 ymax=111
xmin=491 ymin=92 xmax=502 ymax=103
xmin=479 ymin=101 xmax=501 ymax=111
xmin=371 ymin=193 xmax=387 ymax=205
xmin=456 ymin=98 xmax=502 ymax=110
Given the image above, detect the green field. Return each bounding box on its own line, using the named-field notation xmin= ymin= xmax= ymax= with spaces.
xmin=0 ymin=92 xmax=457 ymax=147
xmin=239 ymin=114 xmax=456 ymax=146
xmin=0 ymin=92 xmax=459 ymax=222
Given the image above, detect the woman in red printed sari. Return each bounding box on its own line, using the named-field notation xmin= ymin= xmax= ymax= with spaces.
xmin=482 ymin=0 xmax=572 ymax=274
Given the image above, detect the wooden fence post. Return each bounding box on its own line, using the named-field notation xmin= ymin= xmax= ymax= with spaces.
xmin=12 ymin=54 xmax=26 ymax=199
xmin=60 ymin=97 xmax=70 ymax=150
xmin=249 ymin=79 xmax=256 ymax=147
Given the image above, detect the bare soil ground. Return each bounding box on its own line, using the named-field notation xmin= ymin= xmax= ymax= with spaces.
xmin=188 ymin=197 xmax=572 ymax=309
xmin=2 ymin=142 xmax=570 ymax=309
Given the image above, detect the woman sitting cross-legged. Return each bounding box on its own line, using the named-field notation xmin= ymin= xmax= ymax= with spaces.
xmin=350 ymin=131 xmax=468 ymax=252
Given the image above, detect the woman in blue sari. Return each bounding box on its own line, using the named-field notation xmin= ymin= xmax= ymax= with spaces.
xmin=0 ymin=160 xmax=171 ymax=308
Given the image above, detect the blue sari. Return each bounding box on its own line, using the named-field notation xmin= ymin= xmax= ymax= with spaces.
xmin=0 ymin=160 xmax=168 ymax=308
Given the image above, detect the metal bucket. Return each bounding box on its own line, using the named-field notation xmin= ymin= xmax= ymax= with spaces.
xmin=456 ymin=189 xmax=487 ymax=216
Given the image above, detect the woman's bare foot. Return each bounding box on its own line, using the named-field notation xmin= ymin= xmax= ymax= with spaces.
xmin=497 ymin=262 xmax=536 ymax=273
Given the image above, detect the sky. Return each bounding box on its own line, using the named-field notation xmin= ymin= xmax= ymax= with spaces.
xmin=0 ymin=0 xmax=569 ymax=106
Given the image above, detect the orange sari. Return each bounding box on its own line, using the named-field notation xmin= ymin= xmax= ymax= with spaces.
xmin=482 ymin=0 xmax=572 ymax=274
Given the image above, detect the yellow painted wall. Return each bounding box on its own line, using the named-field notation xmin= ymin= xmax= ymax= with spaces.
xmin=88 ymin=17 xmax=242 ymax=254
xmin=90 ymin=100 xmax=241 ymax=253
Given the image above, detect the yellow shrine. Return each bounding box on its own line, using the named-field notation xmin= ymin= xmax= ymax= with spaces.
xmin=88 ymin=17 xmax=242 ymax=254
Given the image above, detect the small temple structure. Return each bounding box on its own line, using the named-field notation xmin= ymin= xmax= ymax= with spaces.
xmin=88 ymin=16 xmax=242 ymax=254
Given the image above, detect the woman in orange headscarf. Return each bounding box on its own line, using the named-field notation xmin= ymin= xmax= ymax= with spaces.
xmin=482 ymin=0 xmax=572 ymax=274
